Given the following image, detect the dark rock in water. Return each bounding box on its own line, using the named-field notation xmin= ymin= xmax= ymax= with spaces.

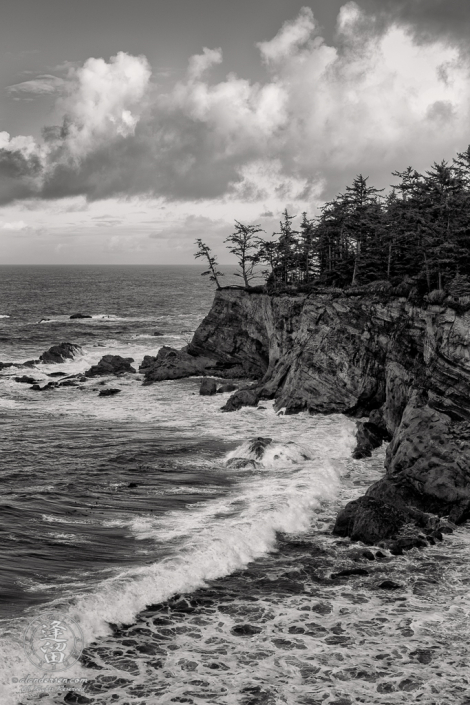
xmin=221 ymin=388 xmax=261 ymax=412
xmin=141 ymin=346 xmax=216 ymax=383
xmin=231 ymin=624 xmax=262 ymax=637
xmin=128 ymin=482 xmax=138 ymax=488
xmin=0 ymin=361 xmax=15 ymax=370
xmin=48 ymin=371 xmax=67 ymax=377
xmin=333 ymin=496 xmax=409 ymax=545
xmin=378 ymin=579 xmax=402 ymax=590
xmin=63 ymin=692 xmax=93 ymax=704
xmin=40 ymin=342 xmax=82 ymax=364
xmin=98 ymin=388 xmax=122 ymax=397
xmin=200 ymin=378 xmax=217 ymax=396
xmin=248 ymin=436 xmax=273 ymax=458
xmin=59 ymin=379 xmax=79 ymax=387
xmin=353 ymin=420 xmax=390 ymax=459
xmin=15 ymin=375 xmax=37 ymax=384
xmin=85 ymin=355 xmax=136 ymax=377
xmin=217 ymin=383 xmax=237 ymax=394
xmin=153 ymin=331 xmax=164 ymax=336
xmin=362 ymin=550 xmax=376 ymax=561
xmin=389 ymin=536 xmax=428 ymax=555
xmin=70 ymin=313 xmax=92 ymax=319
xmin=30 ymin=382 xmax=57 ymax=391
xmin=23 ymin=359 xmax=40 ymax=367
xmin=331 ymin=568 xmax=369 ymax=578
xmin=225 ymin=458 xmax=260 ymax=470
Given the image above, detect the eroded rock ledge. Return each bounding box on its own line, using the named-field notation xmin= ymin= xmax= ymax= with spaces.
xmin=179 ymin=287 xmax=470 ymax=543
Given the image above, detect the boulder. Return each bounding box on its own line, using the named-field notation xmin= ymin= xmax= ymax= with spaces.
xmin=200 ymin=378 xmax=217 ymax=396
xmin=225 ymin=458 xmax=260 ymax=470
xmin=85 ymin=355 xmax=136 ymax=377
xmin=141 ymin=347 xmax=216 ymax=383
xmin=217 ymin=383 xmax=237 ymax=394
xmin=221 ymin=388 xmax=261 ymax=412
xmin=40 ymin=343 xmax=82 ymax=364
xmin=15 ymin=376 xmax=37 ymax=384
xmin=247 ymin=437 xmax=273 ymax=458
xmin=353 ymin=420 xmax=390 ymax=459
xmin=98 ymin=388 xmax=122 ymax=397
xmin=70 ymin=313 xmax=92 ymax=319
xmin=153 ymin=331 xmax=164 ymax=336
xmin=48 ymin=371 xmax=67 ymax=377
xmin=333 ymin=496 xmax=410 ymax=545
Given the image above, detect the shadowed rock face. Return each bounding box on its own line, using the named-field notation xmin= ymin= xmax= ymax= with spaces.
xmin=85 ymin=355 xmax=136 ymax=377
xmin=40 ymin=342 xmax=82 ymax=364
xmin=185 ymin=288 xmax=470 ymax=541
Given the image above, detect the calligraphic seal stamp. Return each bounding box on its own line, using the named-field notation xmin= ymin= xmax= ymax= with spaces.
xmin=23 ymin=614 xmax=85 ymax=671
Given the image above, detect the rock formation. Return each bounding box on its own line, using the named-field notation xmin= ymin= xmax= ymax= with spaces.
xmin=85 ymin=355 xmax=136 ymax=377
xmin=181 ymin=286 xmax=470 ymax=543
xmin=40 ymin=342 xmax=82 ymax=364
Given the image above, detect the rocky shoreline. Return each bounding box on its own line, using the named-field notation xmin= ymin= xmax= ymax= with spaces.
xmin=5 ymin=285 xmax=470 ymax=549
xmin=139 ymin=285 xmax=470 ymax=547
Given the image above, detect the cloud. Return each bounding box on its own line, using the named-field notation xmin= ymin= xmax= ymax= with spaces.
xmin=257 ymin=7 xmax=317 ymax=64
xmin=148 ymin=214 xmax=231 ymax=244
xmin=7 ymin=75 xmax=65 ymax=96
xmin=2 ymin=7 xmax=470 ymax=207
xmin=188 ymin=48 xmax=222 ymax=80
xmin=0 ymin=220 xmax=29 ymax=230
xmin=360 ymin=0 xmax=470 ymax=45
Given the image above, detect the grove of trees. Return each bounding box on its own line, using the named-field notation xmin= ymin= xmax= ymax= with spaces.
xmin=195 ymin=146 xmax=470 ymax=295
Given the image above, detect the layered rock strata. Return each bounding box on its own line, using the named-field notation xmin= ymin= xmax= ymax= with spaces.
xmin=176 ymin=287 xmax=470 ymax=543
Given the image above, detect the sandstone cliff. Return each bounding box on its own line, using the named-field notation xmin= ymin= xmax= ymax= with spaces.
xmin=176 ymin=286 xmax=470 ymax=544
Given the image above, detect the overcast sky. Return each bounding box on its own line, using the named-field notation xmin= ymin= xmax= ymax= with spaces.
xmin=1 ymin=0 xmax=470 ymax=264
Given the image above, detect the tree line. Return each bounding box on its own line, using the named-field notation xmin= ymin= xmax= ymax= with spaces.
xmin=195 ymin=146 xmax=470 ymax=295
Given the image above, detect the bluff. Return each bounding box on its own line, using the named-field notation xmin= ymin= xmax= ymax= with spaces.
xmin=167 ymin=286 xmax=470 ymax=544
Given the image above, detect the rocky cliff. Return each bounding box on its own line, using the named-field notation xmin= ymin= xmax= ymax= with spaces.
xmin=151 ymin=286 xmax=470 ymax=544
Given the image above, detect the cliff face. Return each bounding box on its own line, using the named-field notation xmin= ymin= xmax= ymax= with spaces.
xmin=186 ymin=287 xmax=470 ymax=541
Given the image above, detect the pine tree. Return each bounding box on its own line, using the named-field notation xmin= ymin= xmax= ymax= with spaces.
xmin=194 ymin=239 xmax=224 ymax=289
xmin=224 ymin=221 xmax=264 ymax=287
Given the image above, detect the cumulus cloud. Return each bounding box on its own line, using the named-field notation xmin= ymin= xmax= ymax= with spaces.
xmin=2 ymin=6 xmax=470 ymax=207
xmin=7 ymin=75 xmax=65 ymax=96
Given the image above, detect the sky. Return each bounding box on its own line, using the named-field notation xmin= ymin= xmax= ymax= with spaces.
xmin=1 ymin=0 xmax=470 ymax=264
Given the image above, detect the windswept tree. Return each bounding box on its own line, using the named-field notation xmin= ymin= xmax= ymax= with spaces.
xmin=224 ymin=221 xmax=264 ymax=287
xmin=194 ymin=239 xmax=224 ymax=289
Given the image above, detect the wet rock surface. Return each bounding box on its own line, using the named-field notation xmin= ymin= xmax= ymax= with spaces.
xmin=199 ymin=378 xmax=217 ymax=396
xmin=40 ymin=342 xmax=83 ymax=364
xmin=182 ymin=288 xmax=470 ymax=543
xmin=85 ymin=355 xmax=136 ymax=377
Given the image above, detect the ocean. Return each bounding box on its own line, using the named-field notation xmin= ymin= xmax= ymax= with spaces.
xmin=1 ymin=265 xmax=470 ymax=705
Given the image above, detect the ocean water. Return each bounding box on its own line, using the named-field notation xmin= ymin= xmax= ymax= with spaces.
xmin=1 ymin=265 xmax=470 ymax=705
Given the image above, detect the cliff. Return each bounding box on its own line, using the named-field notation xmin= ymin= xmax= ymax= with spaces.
xmin=149 ymin=286 xmax=470 ymax=544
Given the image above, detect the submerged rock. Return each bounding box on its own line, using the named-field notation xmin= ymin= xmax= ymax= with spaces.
xmin=70 ymin=313 xmax=92 ymax=319
xmin=231 ymin=624 xmax=262 ymax=637
xmin=85 ymin=355 xmax=136 ymax=377
xmin=225 ymin=458 xmax=260 ymax=470
xmin=15 ymin=375 xmax=37 ymax=384
xmin=40 ymin=343 xmax=82 ymax=364
xmin=217 ymin=383 xmax=237 ymax=393
xmin=200 ymin=378 xmax=217 ymax=396
xmin=98 ymin=388 xmax=122 ymax=397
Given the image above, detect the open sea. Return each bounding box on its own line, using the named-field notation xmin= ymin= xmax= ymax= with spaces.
xmin=1 ymin=265 xmax=470 ymax=705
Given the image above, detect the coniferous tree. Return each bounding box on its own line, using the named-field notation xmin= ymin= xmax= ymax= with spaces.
xmin=194 ymin=239 xmax=224 ymax=289
xmin=224 ymin=221 xmax=264 ymax=287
